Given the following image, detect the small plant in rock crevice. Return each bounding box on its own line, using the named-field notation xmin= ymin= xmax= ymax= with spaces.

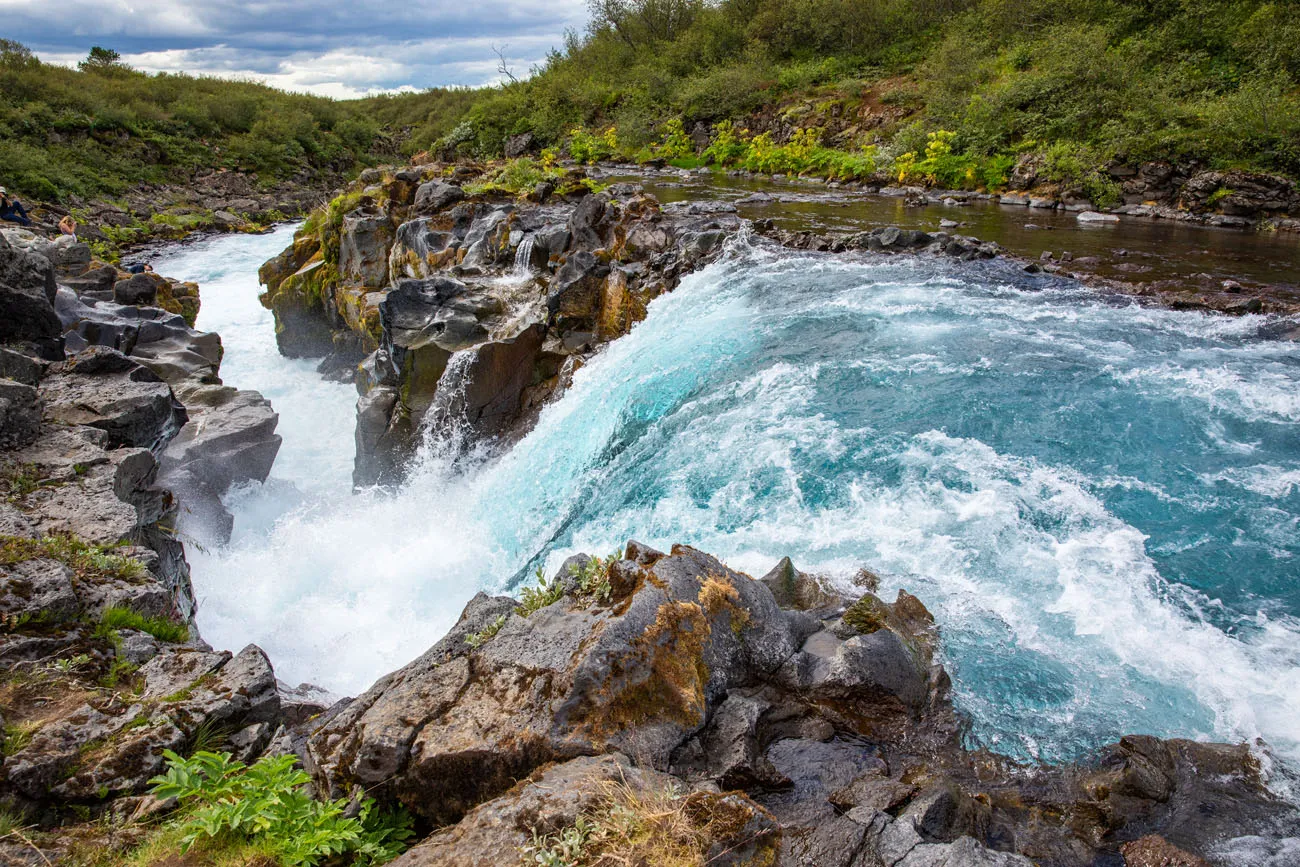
xmin=96 ymin=606 xmax=189 ymax=644
xmin=571 ymin=551 xmax=623 ymax=605
xmin=518 ymin=568 xmax=566 ymax=617
xmin=465 ymin=613 xmax=508 ymax=648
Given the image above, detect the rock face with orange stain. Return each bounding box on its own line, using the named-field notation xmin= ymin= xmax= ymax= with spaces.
xmin=303 ymin=542 xmax=1296 ymax=865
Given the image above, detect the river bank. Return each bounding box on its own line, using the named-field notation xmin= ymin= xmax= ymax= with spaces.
xmin=597 ymin=163 xmax=1300 ymax=317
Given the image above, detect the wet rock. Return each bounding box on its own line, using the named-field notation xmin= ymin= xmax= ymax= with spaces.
xmin=1078 ymin=211 xmax=1120 ymax=223
xmin=353 ymin=384 xmax=403 ymax=487
xmin=427 ymin=324 xmax=547 ymax=444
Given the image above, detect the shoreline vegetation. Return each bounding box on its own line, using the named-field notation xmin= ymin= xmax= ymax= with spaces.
xmin=5 ymin=0 xmax=1300 ymax=236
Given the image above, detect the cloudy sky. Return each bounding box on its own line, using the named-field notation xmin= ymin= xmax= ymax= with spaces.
xmin=2 ymin=0 xmax=590 ymax=97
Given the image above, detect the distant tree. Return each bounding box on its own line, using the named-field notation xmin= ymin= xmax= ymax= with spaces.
xmin=0 ymin=38 xmax=37 ymax=69
xmin=79 ymin=46 xmax=125 ymax=72
xmin=588 ymin=0 xmax=702 ymax=49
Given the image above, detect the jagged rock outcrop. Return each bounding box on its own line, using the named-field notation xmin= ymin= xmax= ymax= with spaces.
xmin=263 ymin=166 xmax=740 ymax=486
xmin=0 ymin=346 xmax=294 ymax=824
xmin=306 ymin=545 xmax=1298 ymax=866
xmin=54 ymin=277 xmax=281 ymax=543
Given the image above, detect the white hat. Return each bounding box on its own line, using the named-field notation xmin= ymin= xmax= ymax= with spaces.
xmin=0 ymin=187 xmax=7 ymax=196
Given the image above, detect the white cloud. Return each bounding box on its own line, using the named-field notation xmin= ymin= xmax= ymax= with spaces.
xmin=8 ymin=0 xmax=589 ymax=95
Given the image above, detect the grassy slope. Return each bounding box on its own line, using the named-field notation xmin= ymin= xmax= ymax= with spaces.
xmin=4 ymin=1 xmax=1298 ymax=204
xmin=424 ymin=0 xmax=1300 ymax=191
xmin=0 ymin=41 xmax=471 ymax=202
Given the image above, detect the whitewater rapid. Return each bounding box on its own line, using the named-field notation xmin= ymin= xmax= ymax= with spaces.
xmin=154 ymin=228 xmax=1300 ymax=771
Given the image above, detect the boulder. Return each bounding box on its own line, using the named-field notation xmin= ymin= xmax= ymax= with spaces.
xmin=307 ymin=546 xmax=805 ymax=824
xmin=413 ymin=180 xmax=466 ymax=215
xmin=0 ymin=378 xmax=43 ymax=449
xmin=547 ymin=250 xmax=610 ymax=331
xmin=0 ymin=229 xmax=57 ymax=303
xmin=568 ymin=194 xmax=608 ymax=250
xmin=0 ymin=347 xmax=43 ymax=386
xmin=39 ymin=347 xmax=186 ymax=451
xmin=112 ymin=272 xmax=167 ymax=306
xmin=504 ymin=132 xmax=536 ymax=159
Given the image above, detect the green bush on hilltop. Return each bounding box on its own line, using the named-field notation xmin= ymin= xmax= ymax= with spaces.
xmin=391 ymin=0 xmax=1300 ymax=192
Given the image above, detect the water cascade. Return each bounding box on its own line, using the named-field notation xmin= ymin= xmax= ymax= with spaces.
xmin=154 ymin=229 xmax=1300 ymax=771
xmin=512 ymin=235 xmax=537 ymax=275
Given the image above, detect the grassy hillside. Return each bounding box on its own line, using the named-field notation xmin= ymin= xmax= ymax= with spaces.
xmin=429 ymin=0 xmax=1300 ymax=192
xmin=0 ymin=41 xmax=470 ymax=202
xmin=4 ymin=0 xmax=1298 ymax=205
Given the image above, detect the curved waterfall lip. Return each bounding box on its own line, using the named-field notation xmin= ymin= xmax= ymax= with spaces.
xmin=149 ymin=229 xmax=1300 ymax=778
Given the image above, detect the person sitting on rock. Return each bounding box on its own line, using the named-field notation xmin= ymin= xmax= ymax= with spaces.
xmin=0 ymin=187 xmax=33 ymax=226
xmin=58 ymin=214 xmax=77 ymax=237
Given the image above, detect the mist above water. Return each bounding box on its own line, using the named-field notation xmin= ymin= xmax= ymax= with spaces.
xmin=155 ymin=227 xmax=1300 ymax=771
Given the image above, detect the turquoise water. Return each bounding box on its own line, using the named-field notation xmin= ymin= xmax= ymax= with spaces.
xmin=173 ymin=229 xmax=1300 ymax=770
xmin=461 ymin=238 xmax=1300 ymax=765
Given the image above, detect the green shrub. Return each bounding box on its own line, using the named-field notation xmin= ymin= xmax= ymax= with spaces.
xmin=655 ymin=118 xmax=695 ymax=159
xmin=147 ymin=750 xmax=413 ymax=866
xmin=568 ymin=126 xmax=620 ymax=163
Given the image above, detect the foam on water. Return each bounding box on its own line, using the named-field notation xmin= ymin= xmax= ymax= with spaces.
xmin=153 ymin=230 xmax=1300 ymax=775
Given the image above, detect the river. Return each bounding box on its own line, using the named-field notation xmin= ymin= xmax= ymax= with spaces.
xmin=150 ymin=212 xmax=1300 ymax=775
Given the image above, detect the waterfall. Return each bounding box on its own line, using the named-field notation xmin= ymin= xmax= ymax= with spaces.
xmin=158 ymin=232 xmax=1300 ymax=777
xmin=421 ymin=349 xmax=478 ymax=459
xmin=512 ymin=236 xmax=537 ymax=275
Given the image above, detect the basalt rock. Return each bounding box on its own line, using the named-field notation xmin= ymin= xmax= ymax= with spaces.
xmin=306 ymin=545 xmax=1298 ymax=866
xmin=39 ymin=347 xmax=185 ymax=451
xmin=306 ymin=546 xmax=811 ymax=825
xmin=0 ymin=231 xmax=62 ymax=352
xmin=269 ymin=173 xmax=740 ymax=486
xmin=55 ymin=284 xmax=282 ymax=543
